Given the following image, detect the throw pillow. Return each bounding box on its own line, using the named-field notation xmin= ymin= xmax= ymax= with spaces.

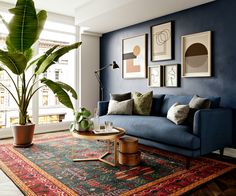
xmin=189 ymin=95 xmax=211 ymax=109
xmin=187 ymin=95 xmax=211 ymax=127
xmin=107 ymin=99 xmax=133 ymax=115
xmin=132 ymin=91 xmax=153 ymax=115
xmin=167 ymin=103 xmax=190 ymax=125
xmin=110 ymin=92 xmax=131 ymax=102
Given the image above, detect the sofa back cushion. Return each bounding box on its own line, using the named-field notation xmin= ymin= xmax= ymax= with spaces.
xmin=150 ymin=94 xmax=165 ymax=116
xmin=208 ymin=96 xmax=221 ymax=108
xmin=160 ymin=95 xmax=193 ymax=116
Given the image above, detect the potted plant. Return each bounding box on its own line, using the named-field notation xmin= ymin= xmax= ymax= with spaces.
xmin=0 ymin=0 xmax=81 ymax=147
xmin=70 ymin=108 xmax=93 ymax=132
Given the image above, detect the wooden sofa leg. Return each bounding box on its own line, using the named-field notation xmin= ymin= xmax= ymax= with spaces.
xmin=220 ymin=148 xmax=224 ymax=157
xmin=186 ymin=157 xmax=191 ymax=169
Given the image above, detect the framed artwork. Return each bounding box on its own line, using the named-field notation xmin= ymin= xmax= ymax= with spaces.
xmin=148 ymin=66 xmax=163 ymax=87
xmin=182 ymin=31 xmax=211 ymax=77
xmin=164 ymin=64 xmax=179 ymax=87
xmin=122 ymin=34 xmax=147 ymax=79
xmin=151 ymin=21 xmax=172 ymax=61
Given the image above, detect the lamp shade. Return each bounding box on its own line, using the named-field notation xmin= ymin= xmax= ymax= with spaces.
xmin=112 ymin=61 xmax=119 ymax=69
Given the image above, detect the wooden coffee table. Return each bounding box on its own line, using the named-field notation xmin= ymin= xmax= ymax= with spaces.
xmin=71 ymin=127 xmax=125 ymax=166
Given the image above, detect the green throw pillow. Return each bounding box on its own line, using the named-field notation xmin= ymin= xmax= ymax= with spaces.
xmin=132 ymin=91 xmax=153 ymax=115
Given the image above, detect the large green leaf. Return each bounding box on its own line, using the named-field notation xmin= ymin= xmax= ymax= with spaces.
xmin=0 ymin=49 xmax=27 ymax=75
xmin=7 ymin=0 xmax=38 ymax=52
xmin=41 ymin=78 xmax=74 ymax=110
xmin=27 ymin=45 xmax=59 ymax=71
xmin=35 ymin=10 xmax=47 ymax=42
xmin=56 ymin=81 xmax=78 ymax=99
xmin=34 ymin=45 xmax=59 ymax=72
xmin=36 ymin=42 xmax=82 ymax=75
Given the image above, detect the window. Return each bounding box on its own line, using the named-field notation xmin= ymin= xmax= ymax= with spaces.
xmin=0 ymin=10 xmax=77 ymax=135
xmin=43 ymin=71 xmax=48 ymax=78
xmin=55 ymin=69 xmax=61 ymax=81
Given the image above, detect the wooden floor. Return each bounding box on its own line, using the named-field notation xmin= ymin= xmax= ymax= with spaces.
xmin=0 ymin=133 xmax=236 ymax=196
xmin=189 ymin=154 xmax=236 ymax=196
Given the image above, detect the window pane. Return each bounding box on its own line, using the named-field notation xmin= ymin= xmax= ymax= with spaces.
xmin=38 ymin=31 xmax=76 ymax=124
xmin=0 ymin=37 xmax=33 ymax=127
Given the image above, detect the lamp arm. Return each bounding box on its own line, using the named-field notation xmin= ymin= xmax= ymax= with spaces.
xmin=94 ymin=71 xmax=105 ymax=100
xmin=94 ymin=64 xmax=111 ymax=73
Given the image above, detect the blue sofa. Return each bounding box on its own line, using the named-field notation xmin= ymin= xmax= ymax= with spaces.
xmin=98 ymin=95 xmax=232 ymax=162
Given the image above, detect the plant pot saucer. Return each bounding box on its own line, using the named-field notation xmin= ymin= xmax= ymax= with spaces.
xmin=13 ymin=143 xmax=34 ymax=148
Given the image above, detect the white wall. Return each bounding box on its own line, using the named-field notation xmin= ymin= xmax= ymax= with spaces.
xmin=79 ymin=31 xmax=101 ymax=113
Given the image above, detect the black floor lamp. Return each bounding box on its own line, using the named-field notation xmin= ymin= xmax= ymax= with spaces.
xmin=94 ymin=61 xmax=119 ymax=101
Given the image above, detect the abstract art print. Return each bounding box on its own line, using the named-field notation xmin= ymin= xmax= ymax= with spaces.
xmin=148 ymin=66 xmax=163 ymax=87
xmin=151 ymin=22 xmax=172 ymax=61
xmin=182 ymin=31 xmax=211 ymax=77
xmin=164 ymin=64 xmax=179 ymax=87
xmin=122 ymin=34 xmax=147 ymax=79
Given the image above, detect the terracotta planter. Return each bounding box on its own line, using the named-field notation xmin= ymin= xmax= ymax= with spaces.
xmin=11 ymin=123 xmax=35 ymax=147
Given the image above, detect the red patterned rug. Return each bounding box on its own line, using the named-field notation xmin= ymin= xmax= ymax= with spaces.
xmin=0 ymin=132 xmax=235 ymax=196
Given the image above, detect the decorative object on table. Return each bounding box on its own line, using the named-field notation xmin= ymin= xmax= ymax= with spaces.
xmin=0 ymin=0 xmax=81 ymax=147
xmin=70 ymin=108 xmax=93 ymax=132
xmin=132 ymin=91 xmax=153 ymax=115
xmin=110 ymin=92 xmax=131 ymax=101
xmin=92 ymin=108 xmax=100 ymax=132
xmin=94 ymin=61 xmax=119 ymax=101
xmin=182 ymin=31 xmax=211 ymax=77
xmin=151 ymin=21 xmax=172 ymax=61
xmin=104 ymin=121 xmax=113 ymax=132
xmin=2 ymin=132 xmax=234 ymax=195
xmin=148 ymin=65 xmax=163 ymax=87
xmin=164 ymin=64 xmax=179 ymax=87
xmin=167 ymin=103 xmax=190 ymax=125
xmin=122 ymin=34 xmax=147 ymax=79
xmin=119 ymin=136 xmax=141 ymax=166
xmin=107 ymin=99 xmax=133 ymax=115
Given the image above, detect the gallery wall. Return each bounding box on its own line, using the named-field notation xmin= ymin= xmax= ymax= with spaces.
xmin=100 ymin=0 xmax=236 ymax=147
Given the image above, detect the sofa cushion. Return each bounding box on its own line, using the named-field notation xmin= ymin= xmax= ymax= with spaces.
xmin=150 ymin=94 xmax=165 ymax=116
xmin=207 ymin=96 xmax=221 ymax=108
xmin=107 ymin=99 xmax=133 ymax=115
xmin=189 ymin=95 xmax=211 ymax=109
xmin=110 ymin=92 xmax=131 ymax=102
xmin=132 ymin=91 xmax=153 ymax=115
xmin=160 ymin=95 xmax=193 ymax=116
xmin=167 ymin=103 xmax=190 ymax=125
xmin=99 ymin=115 xmax=200 ymax=150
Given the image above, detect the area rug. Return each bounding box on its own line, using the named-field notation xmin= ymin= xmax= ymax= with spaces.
xmin=0 ymin=132 xmax=235 ymax=196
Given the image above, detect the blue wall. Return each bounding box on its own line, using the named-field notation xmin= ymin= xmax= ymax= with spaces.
xmin=100 ymin=0 xmax=236 ymax=146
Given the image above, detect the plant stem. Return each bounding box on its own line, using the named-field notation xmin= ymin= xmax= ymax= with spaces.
xmin=4 ymin=69 xmax=20 ymax=101
xmin=0 ymin=82 xmax=19 ymax=107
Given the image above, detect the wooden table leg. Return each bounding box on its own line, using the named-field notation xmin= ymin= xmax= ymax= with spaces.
xmin=114 ymin=139 xmax=118 ymax=166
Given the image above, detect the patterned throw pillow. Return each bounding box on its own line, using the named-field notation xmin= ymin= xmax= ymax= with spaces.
xmin=167 ymin=103 xmax=190 ymax=125
xmin=110 ymin=92 xmax=131 ymax=102
xmin=107 ymin=99 xmax=133 ymax=115
xmin=132 ymin=91 xmax=153 ymax=115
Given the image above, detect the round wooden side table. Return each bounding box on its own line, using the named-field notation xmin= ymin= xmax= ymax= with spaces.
xmin=72 ymin=127 xmax=125 ymax=167
xmin=119 ymin=136 xmax=141 ymax=166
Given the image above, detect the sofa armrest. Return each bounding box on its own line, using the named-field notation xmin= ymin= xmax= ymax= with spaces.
xmin=97 ymin=101 xmax=109 ymax=116
xmin=193 ymin=108 xmax=232 ymax=155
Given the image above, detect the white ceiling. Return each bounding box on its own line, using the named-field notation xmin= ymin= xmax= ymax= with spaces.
xmin=0 ymin=0 xmax=215 ymax=33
